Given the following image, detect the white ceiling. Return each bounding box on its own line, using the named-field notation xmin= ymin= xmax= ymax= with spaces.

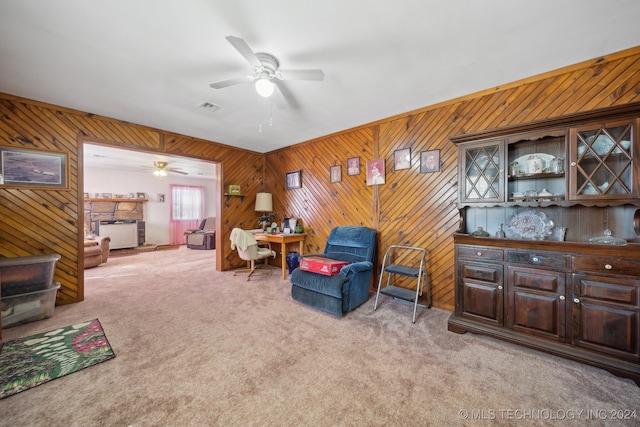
xmin=83 ymin=143 xmax=217 ymax=180
xmin=1 ymin=0 xmax=640 ymax=160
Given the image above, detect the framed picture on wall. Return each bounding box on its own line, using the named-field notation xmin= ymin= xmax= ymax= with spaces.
xmin=366 ymin=159 xmax=385 ymax=185
xmin=420 ymin=149 xmax=440 ymax=173
xmin=347 ymin=157 xmax=360 ymax=176
xmin=286 ymin=170 xmax=302 ymax=189
xmin=0 ymin=147 xmax=68 ymax=189
xmin=394 ymin=148 xmax=411 ymax=170
xmin=330 ymin=165 xmax=342 ymax=183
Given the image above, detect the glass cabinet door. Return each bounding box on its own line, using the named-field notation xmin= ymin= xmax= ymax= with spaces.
xmin=459 ymin=141 xmax=504 ymax=204
xmin=569 ymin=119 xmax=637 ymax=200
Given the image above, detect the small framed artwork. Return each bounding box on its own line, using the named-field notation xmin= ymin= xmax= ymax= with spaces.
xmin=128 ymin=193 xmax=135 ymax=199
xmin=420 ymin=149 xmax=440 ymax=173
xmin=0 ymin=147 xmax=68 ymax=189
xmin=101 ymin=193 xmax=112 ymax=198
xmin=83 ymin=192 xmax=89 ymax=199
xmin=157 ymin=193 xmax=165 ymax=203
xmin=394 ymin=148 xmax=411 ymax=170
xmin=347 ymin=157 xmax=360 ymax=176
xmin=137 ymin=192 xmax=146 ymax=199
xmin=286 ymin=170 xmax=302 ymax=189
xmin=366 ymin=159 xmax=386 ymax=186
xmin=330 ymin=165 xmax=342 ymax=183
xmin=228 ymin=184 xmax=241 ymax=195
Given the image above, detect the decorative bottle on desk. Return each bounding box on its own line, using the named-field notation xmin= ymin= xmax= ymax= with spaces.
xmin=495 ymin=224 xmax=506 ymax=238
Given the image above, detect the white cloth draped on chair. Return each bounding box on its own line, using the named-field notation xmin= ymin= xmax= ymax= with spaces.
xmin=229 ymin=228 xmax=275 ymax=280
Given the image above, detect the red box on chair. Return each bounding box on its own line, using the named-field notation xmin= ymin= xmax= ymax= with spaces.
xmin=299 ymin=256 xmax=349 ymax=276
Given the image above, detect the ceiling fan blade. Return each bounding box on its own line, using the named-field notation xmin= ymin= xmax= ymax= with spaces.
xmin=273 ymin=80 xmax=300 ymax=110
xmin=209 ymin=76 xmax=254 ymax=89
xmin=225 ymin=36 xmax=262 ymax=69
xmin=278 ymin=69 xmax=325 ymax=81
xmin=272 ymin=84 xmax=287 ymax=110
xmin=168 ymin=169 xmax=188 ymax=175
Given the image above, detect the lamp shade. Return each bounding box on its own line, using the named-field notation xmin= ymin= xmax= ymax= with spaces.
xmin=255 ymin=192 xmax=273 ymax=212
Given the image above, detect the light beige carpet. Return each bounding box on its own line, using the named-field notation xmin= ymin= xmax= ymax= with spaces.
xmin=1 ymin=246 xmax=638 ymax=426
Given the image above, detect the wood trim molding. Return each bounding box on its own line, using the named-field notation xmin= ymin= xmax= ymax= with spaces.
xmin=449 ymin=101 xmax=640 ymax=143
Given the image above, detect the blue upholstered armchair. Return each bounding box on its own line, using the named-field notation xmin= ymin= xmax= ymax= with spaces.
xmin=291 ymin=226 xmax=377 ymax=316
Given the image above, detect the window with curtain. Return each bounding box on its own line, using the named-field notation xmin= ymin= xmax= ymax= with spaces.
xmin=169 ymin=185 xmax=205 ymax=245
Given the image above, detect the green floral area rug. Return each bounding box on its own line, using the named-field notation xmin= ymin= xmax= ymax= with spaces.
xmin=0 ymin=319 xmax=115 ymax=399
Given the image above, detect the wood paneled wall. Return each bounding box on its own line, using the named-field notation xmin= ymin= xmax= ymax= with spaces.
xmin=1 ymin=47 xmax=639 ymax=312
xmin=0 ymin=96 xmax=264 ymax=305
xmin=265 ymin=46 xmax=640 ymax=310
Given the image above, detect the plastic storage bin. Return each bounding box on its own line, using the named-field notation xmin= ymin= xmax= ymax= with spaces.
xmin=1 ymin=282 xmax=60 ymax=328
xmin=0 ymin=254 xmax=61 ymax=296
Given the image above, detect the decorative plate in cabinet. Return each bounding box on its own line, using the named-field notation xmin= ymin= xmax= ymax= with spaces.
xmin=505 ymin=209 xmax=554 ymax=240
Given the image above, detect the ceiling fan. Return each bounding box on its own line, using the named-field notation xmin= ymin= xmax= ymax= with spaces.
xmin=153 ymin=161 xmax=188 ymax=176
xmin=210 ymin=36 xmax=324 ymax=105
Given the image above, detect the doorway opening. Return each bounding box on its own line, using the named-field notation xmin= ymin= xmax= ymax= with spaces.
xmin=81 ymin=142 xmax=222 ymax=289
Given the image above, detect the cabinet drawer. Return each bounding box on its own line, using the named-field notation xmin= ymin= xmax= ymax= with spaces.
xmin=574 ymin=274 xmax=639 ymax=305
xmin=462 ymin=263 xmax=502 ymax=283
xmin=572 ymin=256 xmax=640 ymax=277
xmin=457 ymin=246 xmax=503 ymax=261
xmin=508 ymin=250 xmax=567 ymax=269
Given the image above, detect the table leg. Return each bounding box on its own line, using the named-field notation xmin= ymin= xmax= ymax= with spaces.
xmin=280 ymin=242 xmax=287 ymax=280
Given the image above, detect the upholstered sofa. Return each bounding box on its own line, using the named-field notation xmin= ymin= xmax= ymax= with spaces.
xmin=184 ymin=217 xmax=216 ymax=250
xmin=84 ymin=236 xmax=111 ymax=268
xmin=290 ymin=226 xmax=377 ymax=316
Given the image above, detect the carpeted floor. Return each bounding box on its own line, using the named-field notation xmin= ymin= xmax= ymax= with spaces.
xmin=0 ymin=246 xmax=638 ymax=426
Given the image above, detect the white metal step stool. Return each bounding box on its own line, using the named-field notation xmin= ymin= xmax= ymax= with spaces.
xmin=373 ymin=245 xmax=430 ymax=323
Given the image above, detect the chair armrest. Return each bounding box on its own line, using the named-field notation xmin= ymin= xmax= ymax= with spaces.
xmin=339 ymin=261 xmax=373 ymax=277
xmin=184 ymin=229 xmax=198 ymax=235
xmin=300 ymin=253 xmax=323 ymax=258
xmin=257 ymin=241 xmax=271 ymax=250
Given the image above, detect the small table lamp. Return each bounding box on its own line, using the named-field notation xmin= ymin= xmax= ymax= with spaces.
xmin=255 ymin=192 xmax=273 ymax=231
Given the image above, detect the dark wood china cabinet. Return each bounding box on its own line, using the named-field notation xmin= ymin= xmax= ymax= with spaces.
xmin=449 ymin=103 xmax=640 ymax=385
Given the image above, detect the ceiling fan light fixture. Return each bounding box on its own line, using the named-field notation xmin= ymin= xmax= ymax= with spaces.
xmin=255 ymin=77 xmax=274 ymax=97
xmin=154 ymin=169 xmax=167 ymax=177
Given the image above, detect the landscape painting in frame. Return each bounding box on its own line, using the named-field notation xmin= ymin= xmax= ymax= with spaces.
xmin=0 ymin=147 xmax=68 ymax=189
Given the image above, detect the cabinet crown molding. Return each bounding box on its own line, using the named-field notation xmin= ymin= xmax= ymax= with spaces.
xmin=450 ymin=102 xmax=640 ymax=144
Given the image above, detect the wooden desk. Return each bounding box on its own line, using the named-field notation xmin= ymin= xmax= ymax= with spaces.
xmin=254 ymin=233 xmax=306 ymax=279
